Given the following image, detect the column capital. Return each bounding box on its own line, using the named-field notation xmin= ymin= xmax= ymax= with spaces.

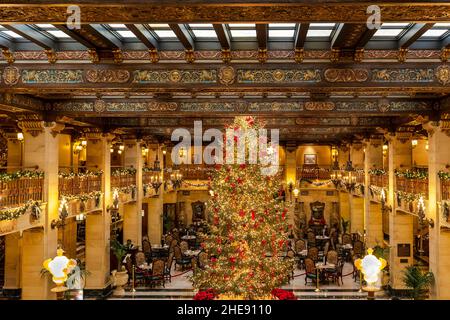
xmin=17 ymin=120 xmax=65 ymax=137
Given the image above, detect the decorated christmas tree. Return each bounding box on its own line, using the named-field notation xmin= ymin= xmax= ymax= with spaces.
xmin=192 ymin=116 xmax=293 ymax=299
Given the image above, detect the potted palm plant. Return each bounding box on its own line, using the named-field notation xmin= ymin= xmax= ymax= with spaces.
xmin=402 ymin=265 xmax=434 ymax=300
xmin=110 ymin=239 xmax=129 ymax=296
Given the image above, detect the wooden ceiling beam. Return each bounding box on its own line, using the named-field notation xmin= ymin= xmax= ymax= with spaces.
xmin=256 ymin=24 xmax=268 ymax=63
xmin=213 ymin=24 xmax=230 ymax=50
xmin=3 ymin=25 xmax=57 ymax=51
xmin=126 ymin=24 xmax=158 ymax=50
xmin=169 ymin=24 xmax=194 ymax=51
xmin=53 ymin=25 xmax=98 ymax=49
xmin=294 ymin=23 xmax=309 ymax=49
xmin=399 ymin=23 xmax=434 ymax=49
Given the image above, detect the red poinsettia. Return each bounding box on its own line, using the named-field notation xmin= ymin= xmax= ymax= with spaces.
xmin=271 ymin=289 xmax=297 ymax=300
xmin=194 ymin=289 xmax=217 ymax=300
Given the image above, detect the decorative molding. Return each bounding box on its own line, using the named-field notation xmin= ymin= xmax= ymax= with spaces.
xmin=294 ymin=48 xmax=304 ymax=63
xmin=22 ymin=69 xmax=83 ymax=84
xmin=218 ymin=66 xmax=235 ymax=85
xmin=1 ymin=48 xmax=14 ymax=64
xmin=371 ymin=68 xmax=435 ymax=82
xmin=149 ymin=48 xmax=159 ymax=63
xmin=112 ymin=48 xmax=123 ymax=64
xmin=2 ymin=66 xmax=20 ymax=86
xmin=132 ymin=69 xmax=217 ymax=84
xmin=258 ymin=48 xmax=267 ymax=63
xmin=441 ymin=48 xmax=450 ymax=63
xmin=185 ymin=49 xmax=195 ymax=63
xmin=248 ymin=102 xmax=302 ymax=112
xmin=398 ymin=48 xmax=408 ymax=63
xmin=304 ymin=101 xmax=335 ymax=111
xmin=324 ymin=68 xmax=369 ymax=82
xmin=237 ymin=69 xmax=321 ymax=83
xmin=87 ymin=49 xmax=99 ymax=63
xmin=436 ymin=65 xmax=450 ymax=85
xmin=221 ymin=49 xmax=231 ymax=63
xmin=45 ymin=49 xmax=57 ymax=64
xmin=86 ymin=69 xmax=130 ymax=83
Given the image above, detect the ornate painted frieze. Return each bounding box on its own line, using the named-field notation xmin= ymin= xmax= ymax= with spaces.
xmin=247 ymin=102 xmax=303 ymax=112
xmin=133 ymin=69 xmax=217 ymax=84
xmin=295 ymin=117 xmax=351 ymax=126
xmin=237 ymin=69 xmax=321 ymax=83
xmin=336 ymin=101 xmax=379 ymax=112
xmin=22 ymin=69 xmax=83 ymax=84
xmin=0 ymin=93 xmax=44 ymax=110
xmin=388 ymin=101 xmax=431 ymax=112
xmin=147 ymin=118 xmax=180 ymax=126
xmin=147 ymin=102 xmax=178 ymax=111
xmin=85 ymin=69 xmax=130 ymax=83
xmin=371 ymin=68 xmax=435 ymax=82
xmin=106 ymin=102 xmax=147 ymax=112
xmin=304 ymin=102 xmax=335 ymax=111
xmin=324 ymin=69 xmax=369 ymax=82
xmin=179 ymin=102 xmax=236 ymax=112
xmin=53 ymin=102 xmax=94 ymax=112
xmin=2 ymin=66 xmax=20 ymax=85
xmin=436 ymin=65 xmax=450 ymax=85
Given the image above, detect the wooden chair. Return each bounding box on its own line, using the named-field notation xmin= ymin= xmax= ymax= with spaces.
xmin=164 ymin=235 xmax=173 ymax=247
xmin=125 ymin=255 xmax=146 ymax=286
xmin=325 ymin=259 xmax=344 ymax=286
xmin=319 ymin=241 xmax=330 ymax=261
xmin=353 ymin=240 xmax=364 ymax=256
xmin=148 ymin=259 xmax=165 ymax=287
xmin=304 ymin=258 xmax=318 ymax=285
xmin=164 ymin=252 xmax=174 ymax=283
xmin=169 ymin=239 xmax=178 ymax=253
xmin=142 ymin=239 xmax=153 ymax=261
xmin=180 ymin=240 xmax=189 ymax=252
xmin=198 ymin=251 xmax=209 ymax=269
xmin=295 ymin=239 xmax=306 ymax=253
xmin=307 ymin=246 xmax=319 ymax=262
xmin=342 ymin=233 xmax=352 ymax=245
xmin=174 ymin=245 xmax=192 ymax=271
xmin=307 ymin=231 xmax=316 ymax=247
xmin=325 ymin=250 xmax=338 ymax=266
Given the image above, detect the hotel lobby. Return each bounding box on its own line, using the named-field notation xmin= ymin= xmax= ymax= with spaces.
xmin=0 ymin=0 xmax=450 ymax=301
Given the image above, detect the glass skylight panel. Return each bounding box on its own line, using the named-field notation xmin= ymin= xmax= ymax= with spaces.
xmin=154 ymin=30 xmax=177 ymax=38
xmin=47 ymin=30 xmax=71 ymax=38
xmin=269 ymin=29 xmax=295 ymax=38
xmin=117 ymin=30 xmax=137 ymax=38
xmin=269 ymin=23 xmax=296 ymax=27
xmin=191 ymin=29 xmax=217 ymax=38
xmin=228 ymin=24 xmax=255 ymax=27
xmin=36 ymin=24 xmax=54 ymax=28
xmin=310 ymin=23 xmax=336 ymax=27
xmin=381 ymin=23 xmax=409 ymax=27
xmin=109 ymin=24 xmax=126 ymax=28
xmin=1 ymin=30 xmax=23 ymax=38
xmin=434 ymin=23 xmax=450 ymax=27
xmin=420 ymin=29 xmax=448 ymax=38
xmin=189 ymin=24 xmax=213 ymax=28
xmin=306 ymin=29 xmax=333 ymax=37
xmin=230 ymin=29 xmax=256 ymax=38
xmin=149 ymin=24 xmax=170 ymax=28
xmin=372 ymin=28 xmax=404 ymax=37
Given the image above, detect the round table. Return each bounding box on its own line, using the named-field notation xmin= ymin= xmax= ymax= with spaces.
xmin=314 ymin=262 xmax=336 ymax=292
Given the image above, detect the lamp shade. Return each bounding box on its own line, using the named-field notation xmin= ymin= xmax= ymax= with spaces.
xmin=43 ymin=248 xmax=77 ymax=292
xmin=354 ymin=248 xmax=387 ymax=288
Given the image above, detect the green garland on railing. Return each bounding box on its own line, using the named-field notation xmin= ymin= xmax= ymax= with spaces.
xmin=62 ymin=191 xmax=102 ymax=203
xmin=58 ymin=170 xmax=103 ymax=179
xmin=369 ymin=169 xmax=387 ymax=176
xmin=0 ymin=170 xmax=44 ymax=182
xmin=396 ymin=191 xmax=422 ymax=202
xmin=111 ymin=168 xmax=137 ymax=176
xmin=0 ymin=200 xmax=42 ymax=221
xmin=438 ymin=171 xmax=450 ymax=181
xmin=394 ymin=169 xmax=428 ymax=180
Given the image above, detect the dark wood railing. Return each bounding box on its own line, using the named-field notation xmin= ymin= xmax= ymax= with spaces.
xmin=396 ymin=176 xmax=429 ymax=198
xmin=111 ymin=173 xmax=136 ymax=190
xmin=297 ymin=166 xmax=331 ymax=180
xmin=0 ymin=176 xmax=44 ymax=209
xmin=441 ymin=179 xmax=450 ymax=201
xmin=370 ymin=174 xmax=388 ymax=188
xmin=58 ymin=174 xmax=102 ymax=197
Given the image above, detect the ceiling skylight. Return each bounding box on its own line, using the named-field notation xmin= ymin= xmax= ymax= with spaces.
xmin=372 ymin=28 xmax=404 ymax=37
xmin=307 ymin=29 xmax=333 ymax=37
xmin=1 ymin=30 xmax=23 ymax=38
xmin=154 ymin=30 xmax=177 ymax=38
xmin=230 ymin=29 xmax=257 ymax=38
xmin=269 ymin=29 xmax=295 ymax=38
xmin=47 ymin=30 xmax=71 ymax=38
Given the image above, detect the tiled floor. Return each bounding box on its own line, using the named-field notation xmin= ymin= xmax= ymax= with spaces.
xmin=109 ymin=262 xmax=388 ymax=300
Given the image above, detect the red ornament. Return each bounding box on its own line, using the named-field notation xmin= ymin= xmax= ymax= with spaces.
xmin=228 ymin=233 xmax=234 ymax=241
xmin=229 ymin=257 xmax=236 ymax=264
xmin=251 ymin=210 xmax=256 ymax=220
xmin=217 ymin=247 xmax=222 ymax=254
xmin=240 ymin=164 xmax=247 ymax=170
xmin=237 ymin=177 xmax=243 ymax=184
xmin=239 ymin=209 xmax=245 ymax=217
xmin=261 ymin=239 xmax=267 ymax=246
xmin=217 ymin=237 xmax=222 ymax=244
xmin=230 ymin=183 xmax=236 ymax=188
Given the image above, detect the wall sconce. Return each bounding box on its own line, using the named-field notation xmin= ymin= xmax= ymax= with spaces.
xmin=117 ymin=149 xmax=122 ymax=155
xmin=110 ymin=147 xmax=114 ymax=153
xmin=151 ymin=172 xmax=163 ymax=194
xmin=292 ymin=188 xmax=299 ymax=202
xmin=17 ymin=132 xmax=24 ymax=141
xmin=425 ymin=142 xmax=429 ymax=151
xmin=75 ymin=213 xmax=85 ymax=221
xmin=163 ymin=150 xmax=167 ymax=155
xmin=411 ymin=139 xmax=418 ymax=148
xmin=119 ymin=145 xmax=125 ymax=151
xmin=81 ymin=139 xmax=87 ymax=147
xmin=51 ymin=198 xmax=69 ymax=229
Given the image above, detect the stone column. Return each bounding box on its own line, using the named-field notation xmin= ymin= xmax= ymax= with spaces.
xmin=338 ymin=145 xmax=350 ymax=169
xmin=18 ymin=120 xmax=64 ymax=300
xmin=84 ymin=133 xmax=113 ymax=291
xmin=285 ymin=144 xmax=297 ymax=186
xmin=147 ymin=145 xmax=164 ymax=245
xmin=424 ymin=121 xmax=450 ymax=299
xmin=122 ymin=139 xmax=143 ymax=246
xmin=349 ymin=196 xmax=364 ymax=234
xmin=5 ymin=133 xmax=22 ymax=171
xmin=386 ymin=132 xmax=414 ymax=290
xmin=3 ymin=233 xmax=21 ymax=297
xmin=350 ymin=141 xmax=365 ymax=170
xmin=364 ymin=137 xmax=384 ymax=247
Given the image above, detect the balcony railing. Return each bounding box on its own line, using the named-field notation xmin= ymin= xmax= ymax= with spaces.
xmin=58 ymin=172 xmax=102 ymax=197
xmin=0 ymin=171 xmax=44 ymax=209
xmin=396 ymin=176 xmax=429 ymax=198
xmin=441 ymin=179 xmax=450 ymax=201
xmin=111 ymin=168 xmax=136 ymax=190
xmin=179 ymin=165 xmax=214 ymax=180
xmin=297 ymin=166 xmax=331 ymax=180
xmin=370 ymin=174 xmax=388 ymax=188
xmin=355 ymin=170 xmax=365 ymax=184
